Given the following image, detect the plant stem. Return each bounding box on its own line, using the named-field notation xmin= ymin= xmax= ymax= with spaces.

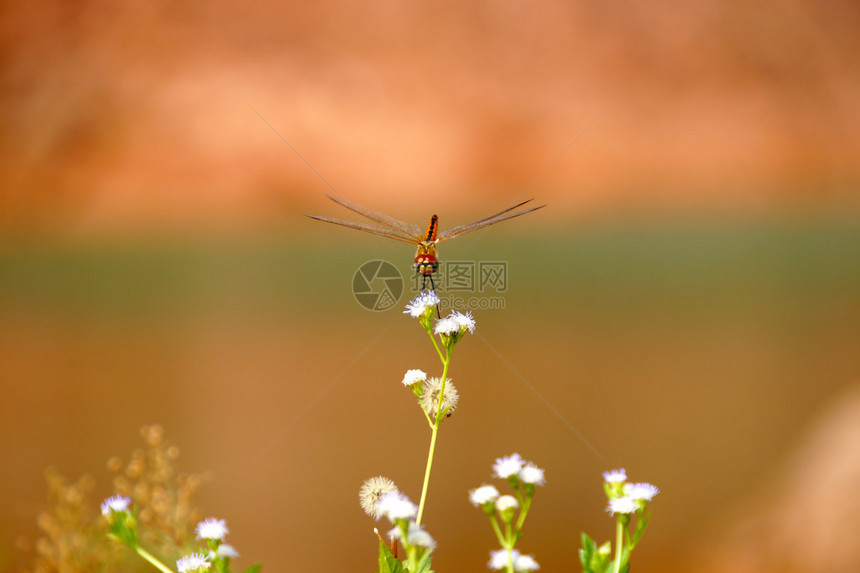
xmin=406 ymin=543 xmax=418 ymax=571
xmin=136 ymin=546 xmax=174 ymax=573
xmin=427 ymin=329 xmax=445 ymax=363
xmin=415 ymin=422 xmax=438 ymax=526
xmin=514 ymin=492 xmax=532 ymax=531
xmin=489 ymin=515 xmax=506 ymax=546
xmin=612 ymin=517 xmax=624 ymax=573
xmin=415 ymin=348 xmax=451 ymax=525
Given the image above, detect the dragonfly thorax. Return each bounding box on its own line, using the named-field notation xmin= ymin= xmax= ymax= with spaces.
xmin=414 ymin=241 xmax=439 ymax=276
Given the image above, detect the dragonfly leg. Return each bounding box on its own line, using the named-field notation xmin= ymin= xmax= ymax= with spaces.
xmin=428 ymin=275 xmax=441 ymax=318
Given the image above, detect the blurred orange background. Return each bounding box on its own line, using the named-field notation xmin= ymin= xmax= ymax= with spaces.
xmin=1 ymin=1 xmax=859 ymax=572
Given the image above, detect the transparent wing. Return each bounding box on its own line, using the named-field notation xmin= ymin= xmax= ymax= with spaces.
xmin=436 ymin=200 xmax=546 ymax=242
xmin=304 ymin=213 xmax=420 ymax=244
xmin=323 ymin=194 xmax=424 ymax=239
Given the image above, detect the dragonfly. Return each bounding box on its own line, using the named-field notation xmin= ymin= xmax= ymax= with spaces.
xmin=306 ymin=194 xmax=546 ymax=293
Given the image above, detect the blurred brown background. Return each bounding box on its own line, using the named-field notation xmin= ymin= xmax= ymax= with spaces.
xmin=2 ymin=1 xmax=859 ymax=572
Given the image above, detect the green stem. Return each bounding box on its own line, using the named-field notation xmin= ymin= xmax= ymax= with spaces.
xmin=427 ymin=329 xmax=445 ymax=363
xmin=504 ymin=523 xmax=515 ymax=573
xmin=612 ymin=517 xmax=624 ymax=573
xmin=415 ymin=422 xmax=439 ymax=526
xmin=406 ymin=542 xmax=418 ymax=571
xmin=422 ymin=405 xmax=434 ymax=428
xmin=514 ymin=492 xmax=532 ymax=532
xmin=136 ymin=546 xmax=175 ymax=573
xmin=415 ymin=348 xmax=451 ymax=525
xmin=489 ymin=515 xmax=506 ymax=546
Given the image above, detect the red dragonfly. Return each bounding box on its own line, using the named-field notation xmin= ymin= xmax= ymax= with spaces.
xmin=306 ymin=194 xmax=545 ymax=292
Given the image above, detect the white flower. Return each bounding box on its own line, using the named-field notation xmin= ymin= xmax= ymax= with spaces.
xmin=602 ymin=468 xmax=627 ymax=484
xmin=377 ymin=492 xmax=418 ymax=522
xmin=195 ymin=518 xmax=229 ymax=541
xmin=402 ymin=369 xmax=428 ymax=387
xmin=624 ymin=482 xmax=659 ymax=501
xmin=519 ymin=462 xmax=545 ymax=486
xmin=100 ymin=495 xmax=131 ymax=516
xmin=495 ymin=495 xmax=519 ymax=512
xmin=388 ymin=522 xmax=436 ymax=549
xmin=404 ymin=292 xmax=440 ymax=317
xmin=433 ymin=316 xmax=459 ymax=336
xmin=359 ymin=476 xmax=399 ymax=519
xmin=515 ymin=554 xmax=541 ymax=572
xmin=493 ymin=453 xmax=525 ymax=479
xmin=451 ymin=311 xmax=476 ymax=333
xmin=215 ymin=544 xmax=239 ymax=559
xmin=421 ymin=377 xmax=459 ymax=418
xmin=489 ymin=548 xmax=520 ymax=570
xmin=176 ymin=553 xmax=210 ymax=573
xmin=607 ymin=496 xmax=638 ymax=515
xmin=469 ymin=484 xmax=500 ymax=506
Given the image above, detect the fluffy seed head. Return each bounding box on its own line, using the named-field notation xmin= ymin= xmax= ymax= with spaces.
xmin=421 ymin=377 xmax=459 ymax=418
xmin=359 ymin=476 xmax=399 ymax=519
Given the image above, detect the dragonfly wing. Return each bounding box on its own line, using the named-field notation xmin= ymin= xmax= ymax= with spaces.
xmin=324 ymin=194 xmax=423 ymax=239
xmin=305 ymin=213 xmax=420 ymax=244
xmin=436 ymin=201 xmax=546 ymax=242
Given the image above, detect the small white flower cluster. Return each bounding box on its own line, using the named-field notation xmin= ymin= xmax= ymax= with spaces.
xmin=404 ymin=293 xmax=476 ymax=347
xmin=100 ymin=495 xmax=131 ymax=516
xmin=582 ymin=469 xmax=660 ymax=572
xmin=433 ymin=310 xmax=476 ymax=337
xmin=625 ymin=481 xmax=660 ymax=501
xmin=176 ymin=517 xmax=239 ymax=573
xmin=404 ymin=292 xmax=441 ymax=318
xmin=176 ymin=553 xmax=210 ymax=573
xmin=492 ymin=453 xmax=546 ymax=486
xmin=195 ymin=518 xmax=229 ymax=541
xmin=378 ymin=492 xmax=418 ymax=522
xmin=99 ymin=496 xmax=242 ymax=571
xmin=401 ymin=369 xmax=428 ymax=387
xmin=471 ymin=454 xmax=546 ymax=515
xmin=488 ymin=548 xmax=540 ymax=572
xmin=602 ymin=468 xmax=626 ymax=484
xmin=495 ymin=494 xmax=519 ymax=513
xmin=602 ymin=468 xmax=659 ymax=515
xmin=359 ymin=478 xmax=435 ymax=552
xmin=99 ymin=494 xmax=136 ymax=543
xmin=377 ymin=492 xmax=436 ymax=550
xmin=471 ymin=454 xmax=546 ymax=572
xmin=469 ymin=484 xmax=500 ymax=506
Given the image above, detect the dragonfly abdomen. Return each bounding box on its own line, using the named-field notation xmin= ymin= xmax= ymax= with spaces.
xmin=424 ymin=215 xmax=438 ymax=242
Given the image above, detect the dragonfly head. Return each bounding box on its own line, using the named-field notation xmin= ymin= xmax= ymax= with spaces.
xmin=416 ymin=240 xmax=438 ymax=256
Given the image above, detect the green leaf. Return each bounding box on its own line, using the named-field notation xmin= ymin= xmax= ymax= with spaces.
xmin=414 ymin=549 xmax=434 ymax=573
xmin=579 ymin=533 xmax=596 ymax=572
xmin=582 ymin=540 xmax=612 ymax=573
xmin=241 ymin=564 xmax=263 ymax=573
xmin=631 ymin=511 xmax=651 ymax=547
xmin=378 ymin=540 xmax=406 ymax=573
